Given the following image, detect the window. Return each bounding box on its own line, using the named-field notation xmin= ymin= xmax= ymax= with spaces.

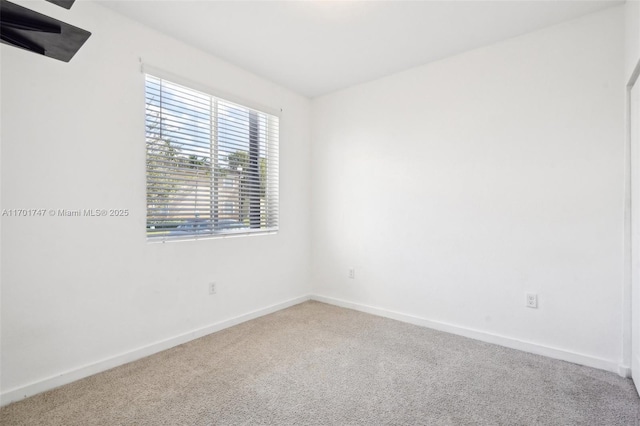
xmin=145 ymin=74 xmax=279 ymax=240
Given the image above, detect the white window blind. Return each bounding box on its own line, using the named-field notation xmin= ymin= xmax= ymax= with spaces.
xmin=145 ymin=74 xmax=279 ymax=240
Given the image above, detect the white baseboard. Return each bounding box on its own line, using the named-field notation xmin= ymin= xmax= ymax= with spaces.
xmin=0 ymin=295 xmax=311 ymax=407
xmin=633 ymin=355 xmax=640 ymax=396
xmin=619 ymin=364 xmax=632 ymax=378
xmin=312 ymin=295 xmax=624 ymax=376
xmin=2 ymin=293 xmax=628 ymax=407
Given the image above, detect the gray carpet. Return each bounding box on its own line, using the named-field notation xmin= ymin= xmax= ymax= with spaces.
xmin=1 ymin=301 xmax=639 ymax=425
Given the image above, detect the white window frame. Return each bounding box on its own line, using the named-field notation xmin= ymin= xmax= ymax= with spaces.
xmin=143 ymin=66 xmax=279 ymax=242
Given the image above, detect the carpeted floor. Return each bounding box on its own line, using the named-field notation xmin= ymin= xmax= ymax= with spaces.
xmin=1 ymin=301 xmax=639 ymax=425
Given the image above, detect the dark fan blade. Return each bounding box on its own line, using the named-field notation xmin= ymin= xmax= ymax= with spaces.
xmin=44 ymin=0 xmax=75 ymax=10
xmin=1 ymin=26 xmax=45 ymax=54
xmin=1 ymin=10 xmax=61 ymax=33
xmin=0 ymin=0 xmax=90 ymax=62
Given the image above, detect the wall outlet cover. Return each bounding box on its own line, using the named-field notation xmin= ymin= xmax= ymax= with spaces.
xmin=526 ymin=293 xmax=538 ymax=309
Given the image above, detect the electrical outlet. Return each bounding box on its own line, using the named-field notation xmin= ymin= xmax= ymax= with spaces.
xmin=526 ymin=293 xmax=537 ymax=309
xmin=348 ymin=268 xmax=355 ymax=279
xmin=209 ymin=282 xmax=217 ymax=295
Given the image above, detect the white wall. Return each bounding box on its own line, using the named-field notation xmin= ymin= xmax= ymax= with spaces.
xmin=0 ymin=1 xmax=311 ymax=400
xmin=0 ymin=0 xmax=630 ymax=404
xmin=311 ymin=7 xmax=625 ymax=370
xmin=626 ymin=0 xmax=640 ymax=82
xmin=625 ymin=0 xmax=640 ymax=388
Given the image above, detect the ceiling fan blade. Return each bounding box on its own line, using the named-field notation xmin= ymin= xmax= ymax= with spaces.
xmin=1 ymin=9 xmax=61 ymax=33
xmin=0 ymin=0 xmax=90 ymax=62
xmin=44 ymin=0 xmax=75 ymax=10
xmin=1 ymin=26 xmax=45 ymax=55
